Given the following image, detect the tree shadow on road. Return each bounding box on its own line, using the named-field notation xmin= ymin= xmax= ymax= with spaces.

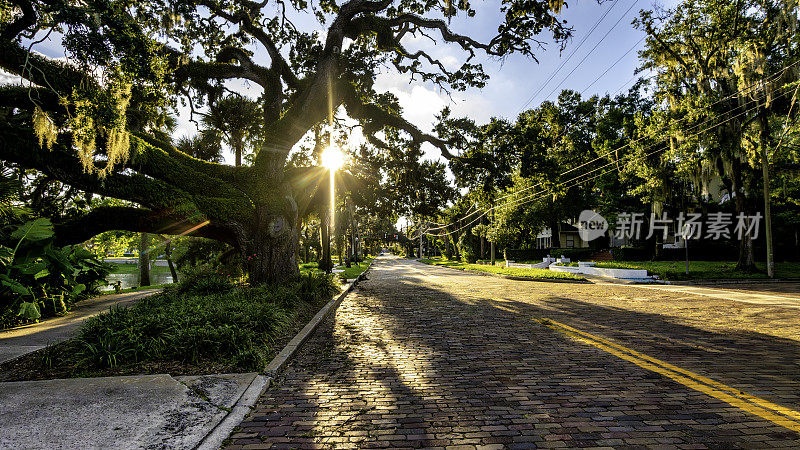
xmin=232 ymin=265 xmax=800 ymax=448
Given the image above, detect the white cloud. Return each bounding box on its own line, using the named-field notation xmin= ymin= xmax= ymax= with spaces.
xmin=0 ymin=70 xmax=22 ymax=85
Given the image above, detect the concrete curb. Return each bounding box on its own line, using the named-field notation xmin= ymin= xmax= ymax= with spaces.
xmin=418 ymin=261 xmax=589 ymax=283
xmin=195 ymin=264 xmax=372 ymax=450
xmin=195 ymin=374 xmax=270 ymax=450
xmin=264 ymin=264 xmax=372 ymax=376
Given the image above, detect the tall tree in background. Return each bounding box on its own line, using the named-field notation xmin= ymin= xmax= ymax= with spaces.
xmin=635 ymin=0 xmax=800 ymax=270
xmin=0 ymin=0 xmax=571 ymax=284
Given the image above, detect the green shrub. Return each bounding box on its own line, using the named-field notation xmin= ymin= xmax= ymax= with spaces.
xmin=550 ymin=248 xmax=594 ymax=261
xmin=610 ymin=247 xmax=650 ymax=261
xmin=457 ymin=234 xmax=477 ymax=263
xmin=1 ymin=218 xmax=111 ymax=328
xmin=173 ymin=237 xmax=244 ymax=279
xmin=171 ymin=268 xmax=235 ymax=295
xmin=502 ymin=248 xmax=594 ymax=262
xmin=74 ymin=272 xmax=338 ymax=371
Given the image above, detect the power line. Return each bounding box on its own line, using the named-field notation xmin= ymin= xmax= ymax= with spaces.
xmin=581 ymin=36 xmax=645 ymax=96
xmin=515 ymin=0 xmax=624 ymax=115
xmin=502 ymin=82 xmax=798 ymax=209
xmin=612 ymin=72 xmax=641 ymax=96
xmin=539 ymin=0 xmax=642 ymax=103
xmin=492 ymin=61 xmax=799 ymax=204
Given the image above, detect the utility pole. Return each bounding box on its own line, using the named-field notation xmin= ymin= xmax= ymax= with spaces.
xmin=479 ymin=215 xmax=485 ymax=259
xmin=760 ymin=112 xmax=775 ymax=278
xmin=490 ymin=202 xmax=496 ymax=266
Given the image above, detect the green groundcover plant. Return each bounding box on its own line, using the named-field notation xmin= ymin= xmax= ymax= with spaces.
xmin=72 ymin=271 xmax=338 ymax=372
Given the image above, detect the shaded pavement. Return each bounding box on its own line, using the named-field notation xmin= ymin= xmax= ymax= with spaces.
xmin=0 ymin=289 xmax=159 ymax=364
xmin=229 ymin=256 xmax=800 ymax=448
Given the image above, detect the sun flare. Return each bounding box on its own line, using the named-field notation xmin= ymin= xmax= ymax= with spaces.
xmin=321 ymin=145 xmax=345 ymax=171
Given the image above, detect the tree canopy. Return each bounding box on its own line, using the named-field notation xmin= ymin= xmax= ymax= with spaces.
xmin=1 ymin=0 xmax=572 ymax=283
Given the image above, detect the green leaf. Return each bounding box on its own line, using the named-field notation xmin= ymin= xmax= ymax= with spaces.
xmin=11 ymin=218 xmax=54 ymax=242
xmin=1 ymin=275 xmax=30 ymax=295
xmin=34 ymin=269 xmax=50 ymax=280
xmin=18 ymin=262 xmax=47 ymax=275
xmin=0 ymin=246 xmax=13 ymax=266
xmin=18 ymin=302 xmax=41 ymax=320
xmin=72 ymin=283 xmax=86 ymax=295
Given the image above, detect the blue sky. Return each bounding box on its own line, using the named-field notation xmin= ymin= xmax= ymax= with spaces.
xmin=375 ymin=0 xmax=656 ymax=130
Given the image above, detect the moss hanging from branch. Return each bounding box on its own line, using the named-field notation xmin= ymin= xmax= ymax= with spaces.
xmin=32 ymin=106 xmax=58 ymax=150
xmin=62 ymin=74 xmax=133 ymax=178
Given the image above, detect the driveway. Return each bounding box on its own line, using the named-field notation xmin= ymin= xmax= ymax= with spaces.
xmin=229 ymin=256 xmax=800 ymax=448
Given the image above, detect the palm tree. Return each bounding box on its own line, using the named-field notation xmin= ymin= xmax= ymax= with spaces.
xmin=202 ymin=96 xmax=261 ymax=167
xmin=176 ymin=131 xmax=224 ymax=163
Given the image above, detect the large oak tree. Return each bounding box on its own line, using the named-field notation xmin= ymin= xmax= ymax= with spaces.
xmin=0 ymin=0 xmax=570 ymax=283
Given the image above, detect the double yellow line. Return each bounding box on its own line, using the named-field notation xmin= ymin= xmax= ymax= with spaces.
xmin=536 ymin=318 xmax=800 ymax=433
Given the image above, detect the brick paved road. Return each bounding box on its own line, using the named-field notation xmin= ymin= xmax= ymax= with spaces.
xmin=228 ymin=257 xmax=800 ymax=449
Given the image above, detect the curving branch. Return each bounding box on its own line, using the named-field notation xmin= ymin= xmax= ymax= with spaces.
xmin=0 ymin=40 xmax=100 ymax=98
xmin=1 ymin=0 xmax=37 ymax=41
xmin=196 ymin=0 xmax=301 ymax=89
xmin=339 ymin=83 xmax=464 ymax=160
xmin=388 ymin=14 xmax=499 ymax=60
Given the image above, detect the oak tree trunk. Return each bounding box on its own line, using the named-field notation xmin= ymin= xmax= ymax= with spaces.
xmin=165 ymin=240 xmax=178 ymax=283
xmin=731 ymin=166 xmax=756 ymax=272
xmin=233 ymin=196 xmax=301 ymax=285
xmin=318 ymin=211 xmax=333 ymax=272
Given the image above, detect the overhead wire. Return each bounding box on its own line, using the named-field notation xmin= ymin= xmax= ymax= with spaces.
xmin=538 ymin=0 xmax=642 ymax=103
xmin=491 ymin=60 xmax=800 ymax=205
xmin=515 ymin=0 xmax=625 ymax=115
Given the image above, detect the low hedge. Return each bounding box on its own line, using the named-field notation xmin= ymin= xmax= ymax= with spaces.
xmin=611 ymin=243 xmax=739 ymax=262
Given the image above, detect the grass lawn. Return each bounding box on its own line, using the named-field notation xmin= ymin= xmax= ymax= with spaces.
xmin=0 ymin=272 xmax=340 ymax=381
xmin=107 ymin=262 xmax=173 ymax=276
xmin=585 ymin=261 xmax=800 ymax=281
xmin=300 ymin=258 xmax=373 ymax=280
xmin=419 ymin=257 xmax=586 ymax=281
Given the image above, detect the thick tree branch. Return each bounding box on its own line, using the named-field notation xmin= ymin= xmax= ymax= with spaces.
xmin=339 ymin=83 xmax=463 ymax=160
xmin=129 ymin=133 xmax=244 ymax=190
xmin=0 ymin=126 xmax=253 ymax=224
xmin=196 ymin=0 xmax=300 ymax=89
xmin=53 ymin=206 xmax=236 ymax=246
xmin=0 ymin=39 xmax=99 ymax=98
xmin=388 ymin=14 xmax=497 ymax=60
xmin=172 ymin=58 xmax=273 ymax=91
xmin=0 ymin=85 xmax=60 ymax=111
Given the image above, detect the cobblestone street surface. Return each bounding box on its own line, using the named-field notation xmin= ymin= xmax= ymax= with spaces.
xmin=228 ymin=257 xmax=800 ymax=449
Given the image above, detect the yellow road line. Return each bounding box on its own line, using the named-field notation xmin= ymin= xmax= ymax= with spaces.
xmin=536 ymin=318 xmax=800 ymax=433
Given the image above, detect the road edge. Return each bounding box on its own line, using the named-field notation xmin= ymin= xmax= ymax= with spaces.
xmin=195 ymin=262 xmax=373 ymax=450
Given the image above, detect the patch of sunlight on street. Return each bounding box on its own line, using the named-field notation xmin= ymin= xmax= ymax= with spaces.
xmin=303 ymin=294 xmax=440 ymax=438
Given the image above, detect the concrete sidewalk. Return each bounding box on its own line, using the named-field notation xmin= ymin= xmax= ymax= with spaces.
xmin=0 ymin=372 xmax=258 ymax=449
xmin=0 ymin=289 xmax=159 ymax=364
